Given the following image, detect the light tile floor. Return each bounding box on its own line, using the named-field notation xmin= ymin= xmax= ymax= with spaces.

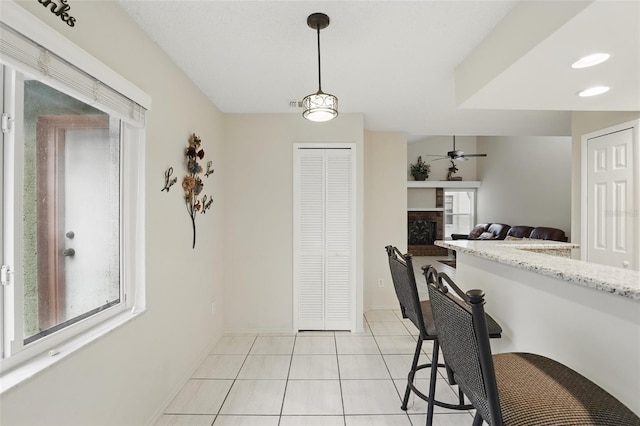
xmin=155 ymin=257 xmax=475 ymax=426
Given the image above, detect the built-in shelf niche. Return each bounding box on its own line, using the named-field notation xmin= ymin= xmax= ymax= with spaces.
xmin=407 ymin=181 xmax=480 ymax=212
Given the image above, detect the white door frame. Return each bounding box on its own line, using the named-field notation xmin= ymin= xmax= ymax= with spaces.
xmin=580 ymin=119 xmax=640 ymax=268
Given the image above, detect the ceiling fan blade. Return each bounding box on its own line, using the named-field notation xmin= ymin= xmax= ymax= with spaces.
xmin=424 ymin=138 xmax=486 ymax=162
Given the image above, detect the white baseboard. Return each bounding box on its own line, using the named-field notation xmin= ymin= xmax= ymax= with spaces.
xmin=222 ymin=327 xmax=369 ymax=334
xmin=368 ymin=305 xmax=401 ymax=311
xmin=223 ymin=328 xmax=296 ymax=335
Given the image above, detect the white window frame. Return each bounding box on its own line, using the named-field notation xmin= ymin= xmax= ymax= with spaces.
xmin=443 ymin=188 xmax=477 ymax=239
xmin=0 ymin=1 xmax=149 ymax=391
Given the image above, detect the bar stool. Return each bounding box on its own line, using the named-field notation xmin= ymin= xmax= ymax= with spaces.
xmin=426 ymin=272 xmax=640 ymax=426
xmin=385 ymin=246 xmax=502 ymax=426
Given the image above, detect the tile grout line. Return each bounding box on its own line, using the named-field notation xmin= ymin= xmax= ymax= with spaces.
xmin=276 ymin=333 xmax=297 ymax=425
xmin=334 ymin=331 xmax=347 ymax=426
xmin=212 ymin=334 xmax=259 ymax=424
xmin=370 ymin=315 xmax=421 ymax=423
xmin=367 ymin=315 xmax=417 ymax=424
xmin=161 ymin=313 xmax=475 ymax=425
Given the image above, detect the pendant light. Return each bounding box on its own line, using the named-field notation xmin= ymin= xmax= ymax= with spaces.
xmin=302 ymin=13 xmax=338 ymax=122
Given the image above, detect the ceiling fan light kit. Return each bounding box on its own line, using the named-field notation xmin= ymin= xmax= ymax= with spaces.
xmin=302 ymin=12 xmax=338 ymax=122
xmin=425 ymin=136 xmax=487 ymax=161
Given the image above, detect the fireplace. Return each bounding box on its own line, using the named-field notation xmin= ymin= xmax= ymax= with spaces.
xmin=408 ymin=220 xmax=436 ymax=246
xmin=407 ymin=189 xmax=447 ymax=256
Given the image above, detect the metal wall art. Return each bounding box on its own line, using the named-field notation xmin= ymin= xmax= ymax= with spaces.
xmin=37 ymin=0 xmax=77 ymax=27
xmin=161 ymin=167 xmax=177 ymax=192
xmin=161 ymin=133 xmax=214 ymax=248
xmin=183 ymin=133 xmax=213 ymax=248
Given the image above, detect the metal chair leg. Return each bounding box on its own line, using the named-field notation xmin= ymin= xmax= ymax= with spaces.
xmin=402 ymin=336 xmax=423 ymax=410
xmin=472 ymin=412 xmax=484 ymax=426
xmin=458 ymin=387 xmax=466 ymax=405
xmin=425 ymin=339 xmax=439 ymax=426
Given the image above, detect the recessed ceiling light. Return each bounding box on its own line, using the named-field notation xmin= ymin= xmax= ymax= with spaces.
xmin=571 ymin=53 xmax=611 ymax=69
xmin=578 ymin=86 xmax=610 ymax=97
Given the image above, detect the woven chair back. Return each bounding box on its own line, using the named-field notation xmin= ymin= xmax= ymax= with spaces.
xmin=427 ymin=281 xmax=502 ymax=425
xmin=385 ymin=246 xmax=428 ymax=338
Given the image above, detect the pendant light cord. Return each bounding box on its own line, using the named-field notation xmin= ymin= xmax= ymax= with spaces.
xmin=316 ymin=26 xmax=322 ymax=92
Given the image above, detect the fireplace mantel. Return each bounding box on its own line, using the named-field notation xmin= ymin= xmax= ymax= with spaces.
xmin=407 ymin=181 xmax=481 ymax=188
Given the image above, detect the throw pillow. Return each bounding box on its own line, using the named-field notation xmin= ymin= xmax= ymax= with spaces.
xmin=468 ymin=224 xmax=488 ymax=239
xmin=478 ymin=232 xmax=496 ymax=240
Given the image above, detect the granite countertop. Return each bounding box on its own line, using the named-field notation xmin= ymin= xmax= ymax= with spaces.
xmin=436 ymin=240 xmax=640 ymax=302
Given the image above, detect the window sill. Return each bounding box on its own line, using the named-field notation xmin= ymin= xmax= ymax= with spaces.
xmin=0 ymin=308 xmax=146 ymax=395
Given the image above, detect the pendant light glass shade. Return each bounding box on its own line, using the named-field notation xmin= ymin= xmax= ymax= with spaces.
xmin=303 ymin=13 xmax=338 ymax=122
xmin=302 ymin=90 xmax=338 ymax=122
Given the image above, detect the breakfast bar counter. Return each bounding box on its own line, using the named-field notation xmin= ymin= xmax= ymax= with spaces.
xmin=436 ymin=239 xmax=640 ymax=300
xmin=435 ymin=239 xmax=640 ymax=415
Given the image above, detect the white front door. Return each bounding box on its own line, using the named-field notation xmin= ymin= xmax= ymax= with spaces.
xmin=63 ymin=127 xmax=118 ymax=318
xmin=35 ymin=113 xmax=120 ymax=333
xmin=584 ymin=123 xmax=638 ymax=270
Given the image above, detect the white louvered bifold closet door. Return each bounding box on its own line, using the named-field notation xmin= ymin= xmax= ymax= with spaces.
xmin=294 ymin=146 xmax=354 ymax=331
xmin=297 ymin=149 xmax=325 ymax=330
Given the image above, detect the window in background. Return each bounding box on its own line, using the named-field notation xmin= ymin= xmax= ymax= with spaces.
xmin=444 ymin=189 xmax=476 ymax=239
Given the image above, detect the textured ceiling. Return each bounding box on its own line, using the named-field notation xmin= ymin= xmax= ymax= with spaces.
xmin=118 ymin=0 xmax=639 ymax=138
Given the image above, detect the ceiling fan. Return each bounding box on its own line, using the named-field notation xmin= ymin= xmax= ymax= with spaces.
xmin=425 ymin=136 xmax=487 ymax=161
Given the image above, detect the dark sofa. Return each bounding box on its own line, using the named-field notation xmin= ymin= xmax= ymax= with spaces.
xmin=451 ymin=223 xmax=568 ymax=242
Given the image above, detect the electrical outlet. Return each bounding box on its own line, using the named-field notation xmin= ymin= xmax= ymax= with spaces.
xmin=378 ymin=278 xmax=384 ymax=288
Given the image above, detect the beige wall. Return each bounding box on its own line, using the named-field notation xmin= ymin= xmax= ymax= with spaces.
xmin=364 ymin=130 xmax=407 ymax=310
xmin=222 ymin=113 xmax=366 ymax=332
xmin=476 ymin=136 xmax=571 ymax=236
xmin=570 ymin=111 xmax=640 ymax=245
xmin=221 ymin=115 xmax=410 ymax=327
xmin=2 ymin=1 xmax=226 ymax=425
